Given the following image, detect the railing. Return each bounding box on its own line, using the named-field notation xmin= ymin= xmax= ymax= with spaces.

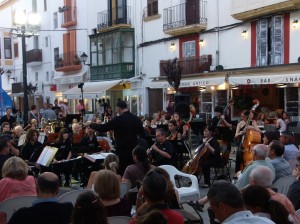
xmin=163 ymin=0 xmax=207 ymax=32
xmin=26 ymin=49 xmax=42 ymax=63
xmin=97 ymin=6 xmax=131 ymax=30
xmin=159 ymin=55 xmax=212 ymax=77
xmin=61 ymin=4 xmax=77 ymax=27
xmin=91 ymin=63 xmax=134 ymax=81
xmin=54 ymin=51 xmax=82 ymax=68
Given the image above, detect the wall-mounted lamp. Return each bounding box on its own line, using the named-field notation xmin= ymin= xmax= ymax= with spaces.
xmin=170 ymin=43 xmax=175 ymax=50
xmin=6 ymin=70 xmax=12 ymax=79
xmin=292 ymin=19 xmax=298 ymax=29
xmin=80 ymin=52 xmax=88 ymax=65
xmin=199 ymin=39 xmax=204 ymax=46
xmin=276 ymin=83 xmax=287 ymax=88
xmin=242 ymin=30 xmax=247 ymax=38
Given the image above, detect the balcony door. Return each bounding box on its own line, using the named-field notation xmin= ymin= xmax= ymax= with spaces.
xmin=186 ymin=0 xmax=199 ymax=25
xmin=108 ymin=0 xmax=127 ymax=25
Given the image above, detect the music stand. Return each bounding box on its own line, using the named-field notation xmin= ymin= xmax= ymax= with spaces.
xmin=64 ymin=114 xmax=81 ymax=129
xmin=169 ymin=140 xmax=191 ymax=169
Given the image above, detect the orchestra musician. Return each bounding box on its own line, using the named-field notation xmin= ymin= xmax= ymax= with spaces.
xmin=234 ymin=110 xmax=261 ymax=174
xmin=144 ymin=118 xmax=155 ymax=136
xmin=198 ymin=126 xmax=222 ymax=188
xmin=166 ymin=120 xmax=181 ymax=140
xmin=173 ymin=112 xmax=188 ymax=140
xmin=41 ymin=124 xmax=51 ymax=145
xmin=147 ymin=128 xmax=174 ymax=166
xmin=20 ymin=129 xmax=43 ymax=164
xmin=81 ymin=123 xmax=100 ymax=153
xmin=210 ymin=106 xmax=232 ymax=129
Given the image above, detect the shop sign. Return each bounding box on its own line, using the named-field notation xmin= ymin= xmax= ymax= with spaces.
xmin=50 ymin=85 xmax=57 ymax=91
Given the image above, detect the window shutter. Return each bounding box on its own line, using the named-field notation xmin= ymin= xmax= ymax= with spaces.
xmin=272 ymin=16 xmax=283 ymax=65
xmin=256 ymin=19 xmax=268 ymax=66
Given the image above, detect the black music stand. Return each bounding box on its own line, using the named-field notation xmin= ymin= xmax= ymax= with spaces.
xmin=65 ymin=114 xmax=81 ymax=129
xmin=189 ymin=120 xmax=206 ymax=136
xmin=169 ymin=140 xmax=191 ymax=169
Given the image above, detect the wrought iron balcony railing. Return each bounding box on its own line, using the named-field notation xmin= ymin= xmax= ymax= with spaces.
xmin=26 ymin=49 xmax=42 ymax=64
xmin=97 ymin=6 xmax=131 ymax=30
xmin=54 ymin=51 xmax=82 ymax=72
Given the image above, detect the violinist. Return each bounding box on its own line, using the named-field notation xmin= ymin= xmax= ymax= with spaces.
xmin=166 ymin=120 xmax=181 ymax=140
xmin=147 ymin=128 xmax=174 ymax=166
xmin=144 ymin=118 xmax=155 ymax=136
xmin=173 ymin=112 xmax=188 ymax=140
xmin=198 ymin=126 xmax=221 ymax=188
xmin=210 ymin=106 xmax=232 ymax=128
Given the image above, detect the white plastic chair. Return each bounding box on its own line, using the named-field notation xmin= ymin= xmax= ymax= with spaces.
xmin=108 ymin=216 xmax=132 ymax=224
xmin=271 ymin=175 xmax=296 ymax=195
xmin=120 ymin=182 xmax=130 ymax=198
xmin=0 ymin=195 xmax=37 ymax=223
xmin=159 ymin=165 xmax=201 ymax=203
xmin=58 ymin=189 xmax=91 ymax=205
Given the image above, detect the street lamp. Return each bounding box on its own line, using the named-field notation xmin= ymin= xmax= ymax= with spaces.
xmin=80 ymin=52 xmax=88 ymax=65
xmin=13 ymin=10 xmax=40 ymax=125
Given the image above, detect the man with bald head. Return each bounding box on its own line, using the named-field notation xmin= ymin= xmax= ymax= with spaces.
xmin=9 ymin=172 xmax=73 ymax=224
xmin=235 ymin=144 xmax=275 ymax=189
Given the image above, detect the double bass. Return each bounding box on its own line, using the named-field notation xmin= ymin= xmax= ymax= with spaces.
xmin=182 ymin=137 xmax=213 ymax=175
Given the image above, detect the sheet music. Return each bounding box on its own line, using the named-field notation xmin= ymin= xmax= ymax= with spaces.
xmin=36 ymin=146 xmax=58 ymax=167
xmin=38 ymin=132 xmax=45 ymax=144
xmin=18 ymin=134 xmax=26 ymax=146
xmin=84 ymin=152 xmax=112 ymax=162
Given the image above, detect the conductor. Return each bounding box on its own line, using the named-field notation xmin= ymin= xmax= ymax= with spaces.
xmin=89 ymin=101 xmax=145 ymax=175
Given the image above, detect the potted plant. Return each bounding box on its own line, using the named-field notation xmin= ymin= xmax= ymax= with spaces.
xmin=73 ymin=55 xmax=81 ymax=65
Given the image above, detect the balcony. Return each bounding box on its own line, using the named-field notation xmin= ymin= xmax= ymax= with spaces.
xmin=90 ymin=63 xmax=134 ymax=81
xmin=159 ymin=55 xmax=212 ymax=77
xmin=163 ymin=0 xmax=207 ymax=36
xmin=231 ymin=0 xmax=300 ymax=20
xmin=12 ymin=82 xmax=23 ymax=94
xmin=60 ymin=4 xmax=77 ymax=27
xmin=54 ymin=51 xmax=82 ymax=72
xmin=97 ymin=6 xmax=131 ymax=32
xmin=26 ymin=49 xmax=42 ymax=66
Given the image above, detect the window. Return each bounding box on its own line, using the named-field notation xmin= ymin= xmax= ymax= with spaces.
xmin=46 ymin=71 xmax=49 ymax=82
xmin=147 ymin=0 xmax=158 ymax=16
xmin=35 ymin=72 xmax=38 ymax=82
xmin=45 ymin=37 xmax=49 ymax=47
xmin=34 ymin=36 xmax=39 ymax=49
xmin=4 ymin=38 xmax=12 ymax=59
xmin=53 ymin=12 xmax=58 ymax=29
xmin=257 ymin=15 xmax=283 ymax=66
xmin=32 ymin=0 xmax=37 ymax=13
xmin=44 ymin=0 xmax=47 ymax=11
xmin=182 ymin=41 xmax=196 ymax=58
xmin=14 ymin=42 xmax=19 ymax=58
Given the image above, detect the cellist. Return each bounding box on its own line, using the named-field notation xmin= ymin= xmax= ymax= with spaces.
xmin=234 ymin=110 xmax=261 ymax=175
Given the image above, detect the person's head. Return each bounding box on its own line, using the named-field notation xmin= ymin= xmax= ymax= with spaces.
xmin=293 ymin=156 xmax=300 ymax=179
xmin=132 ymin=145 xmax=148 ymax=164
xmin=72 ymin=123 xmax=81 ymax=134
xmin=252 ymin=144 xmax=269 ymax=160
xmin=72 ymin=191 xmax=108 ymax=224
xmin=263 ymin=131 xmax=280 ymax=145
xmin=280 ymin=131 xmax=293 ymax=145
xmin=1 ymin=122 xmax=10 ymax=132
xmin=155 ymin=128 xmax=166 ymax=144
xmin=173 ymin=112 xmax=181 ymax=122
xmin=282 ymin=111 xmax=289 ymax=120
xmin=36 ymin=172 xmax=60 ymax=197
xmin=13 ymin=125 xmax=24 ymax=138
xmin=2 ymin=157 xmax=28 ymax=181
xmin=136 ymin=210 xmax=168 ymax=224
xmin=103 ymin=154 xmax=119 ymax=173
xmin=0 ymin=138 xmax=9 ymax=155
xmin=31 ymin=105 xmax=36 ymax=110
xmin=207 ymin=180 xmax=244 ymax=223
xmin=167 ymin=120 xmax=177 ymax=132
xmin=145 ymin=118 xmax=152 ymax=127
xmin=142 ymin=169 xmax=168 ymax=203
xmin=94 ymin=170 xmax=120 ymax=200
xmin=6 ymin=108 xmax=11 ymax=115
xmin=203 ymin=126 xmax=215 ymax=138
xmin=116 ymin=100 xmax=128 ymax=115
xmin=214 ymin=106 xmax=223 ymax=116
xmin=58 ymin=128 xmax=70 ymax=142
xmin=249 ymin=165 xmax=274 ymax=187
xmin=31 ymin=119 xmax=37 ymax=127
xmin=243 ymin=185 xmax=291 ymax=224
xmin=25 ymin=129 xmax=39 ymax=144
xmin=241 ymin=110 xmax=250 ymax=121
xmin=258 ymin=112 xmax=267 ymax=121
xmin=268 ymin=140 xmax=284 ymax=159
xmin=54 ymin=99 xmax=58 ymax=105
xmin=43 ymin=124 xmax=51 ymax=134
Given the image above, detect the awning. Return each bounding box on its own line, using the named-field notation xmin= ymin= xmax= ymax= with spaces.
xmin=53 ymin=71 xmax=87 ymax=84
xmin=63 ymin=79 xmax=121 ymax=99
xmin=149 ymin=76 xmax=225 ymax=89
xmin=229 ymin=73 xmax=300 ymax=85
xmin=0 ymin=88 xmax=12 ymax=116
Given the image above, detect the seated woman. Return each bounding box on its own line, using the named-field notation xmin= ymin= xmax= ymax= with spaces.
xmin=136 ymin=167 xmax=180 ymax=216
xmin=256 ymin=112 xmax=269 ymax=126
xmin=243 ymin=185 xmax=292 ymax=224
xmin=71 ymin=191 xmax=108 ymax=224
xmin=283 ymin=111 xmax=291 ymax=127
xmin=0 ymin=157 xmax=37 ymax=223
xmin=173 ymin=112 xmax=189 ymax=140
xmin=122 ymin=145 xmax=155 ymax=189
xmin=94 ymin=170 xmax=132 ymax=217
xmin=275 ymin=112 xmax=287 ymax=132
xmin=166 ymin=120 xmax=181 ymax=141
xmin=20 ymin=129 xmax=43 ymax=165
xmin=87 ymin=154 xmax=122 ymax=190
xmin=53 ymin=128 xmax=73 ymax=187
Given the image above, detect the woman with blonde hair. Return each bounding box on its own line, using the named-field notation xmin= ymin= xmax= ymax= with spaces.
xmin=87 ymin=154 xmax=122 ymax=189
xmin=94 ymin=170 xmax=131 ymax=217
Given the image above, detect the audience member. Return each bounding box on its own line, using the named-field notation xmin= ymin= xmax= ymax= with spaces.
xmin=136 ymin=210 xmax=167 ymax=224
xmin=122 ymin=145 xmax=154 ymax=188
xmin=87 ymin=154 xmax=122 ymax=190
xmin=243 ymin=185 xmax=292 ymax=223
xmin=268 ymin=140 xmax=292 ymax=181
xmin=130 ymin=169 xmax=184 ymax=224
xmin=0 ymin=108 xmax=15 ymax=129
xmin=8 ymin=172 xmax=73 ymax=224
xmin=235 ymin=144 xmax=275 ymax=189
xmin=1 ymin=122 xmax=10 ymax=134
xmin=207 ymin=180 xmax=274 ymax=223
xmin=262 ymin=131 xmax=280 ymax=145
xmin=275 ymin=112 xmax=287 ymax=132
xmin=0 ymin=138 xmax=11 ymax=176
xmin=94 ymin=170 xmax=132 ymax=217
xmin=71 ymin=191 xmax=108 ymax=224
xmin=280 ymin=131 xmax=299 ymax=162
xmin=287 ymin=155 xmax=300 ymax=210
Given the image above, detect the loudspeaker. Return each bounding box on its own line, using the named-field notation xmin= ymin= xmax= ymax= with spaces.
xmin=174 ymin=94 xmax=190 ymax=119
